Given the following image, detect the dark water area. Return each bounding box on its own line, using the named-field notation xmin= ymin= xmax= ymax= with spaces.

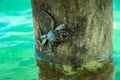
xmin=0 ymin=0 xmax=120 ymax=80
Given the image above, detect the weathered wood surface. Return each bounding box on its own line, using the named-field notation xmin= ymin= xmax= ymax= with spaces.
xmin=31 ymin=0 xmax=114 ymax=80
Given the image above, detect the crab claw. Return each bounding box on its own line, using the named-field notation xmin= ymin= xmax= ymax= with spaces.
xmin=41 ymin=34 xmax=47 ymax=39
xmin=41 ymin=38 xmax=48 ymax=46
xmin=55 ymin=7 xmax=67 ymax=31
xmin=35 ymin=37 xmax=41 ymax=45
xmin=55 ymin=24 xmax=66 ymax=31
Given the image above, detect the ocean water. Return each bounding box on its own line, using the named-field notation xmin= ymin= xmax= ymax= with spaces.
xmin=113 ymin=0 xmax=120 ymax=80
xmin=0 ymin=0 xmax=38 ymax=80
xmin=0 ymin=0 xmax=120 ymax=80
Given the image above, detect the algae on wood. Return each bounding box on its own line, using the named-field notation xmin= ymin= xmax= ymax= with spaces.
xmin=31 ymin=0 xmax=114 ymax=80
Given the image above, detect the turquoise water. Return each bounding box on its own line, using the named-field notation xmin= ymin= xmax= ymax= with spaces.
xmin=113 ymin=0 xmax=120 ymax=80
xmin=0 ymin=0 xmax=120 ymax=80
xmin=0 ymin=0 xmax=38 ymax=80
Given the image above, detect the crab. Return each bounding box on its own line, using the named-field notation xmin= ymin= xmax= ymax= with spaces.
xmin=35 ymin=8 xmax=68 ymax=53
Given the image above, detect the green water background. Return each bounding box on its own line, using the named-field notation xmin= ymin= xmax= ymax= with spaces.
xmin=0 ymin=0 xmax=120 ymax=80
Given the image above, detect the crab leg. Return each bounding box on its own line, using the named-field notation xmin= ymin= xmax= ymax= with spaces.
xmin=55 ymin=7 xmax=67 ymax=31
xmin=35 ymin=48 xmax=49 ymax=62
xmin=63 ymin=7 xmax=67 ymax=25
xmin=44 ymin=42 xmax=53 ymax=53
xmin=44 ymin=49 xmax=52 ymax=53
xmin=41 ymin=34 xmax=47 ymax=39
xmin=35 ymin=37 xmax=49 ymax=53
xmin=42 ymin=10 xmax=55 ymax=30
xmin=41 ymin=38 xmax=48 ymax=46
xmin=35 ymin=37 xmax=42 ymax=46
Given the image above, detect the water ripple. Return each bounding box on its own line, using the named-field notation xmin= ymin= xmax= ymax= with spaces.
xmin=0 ymin=10 xmax=33 ymax=31
xmin=114 ymin=11 xmax=120 ymax=30
xmin=0 ymin=40 xmax=34 ymax=48
xmin=0 ymin=31 xmax=33 ymax=36
xmin=0 ymin=31 xmax=33 ymax=40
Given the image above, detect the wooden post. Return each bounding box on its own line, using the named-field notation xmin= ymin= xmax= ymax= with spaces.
xmin=31 ymin=0 xmax=114 ymax=80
